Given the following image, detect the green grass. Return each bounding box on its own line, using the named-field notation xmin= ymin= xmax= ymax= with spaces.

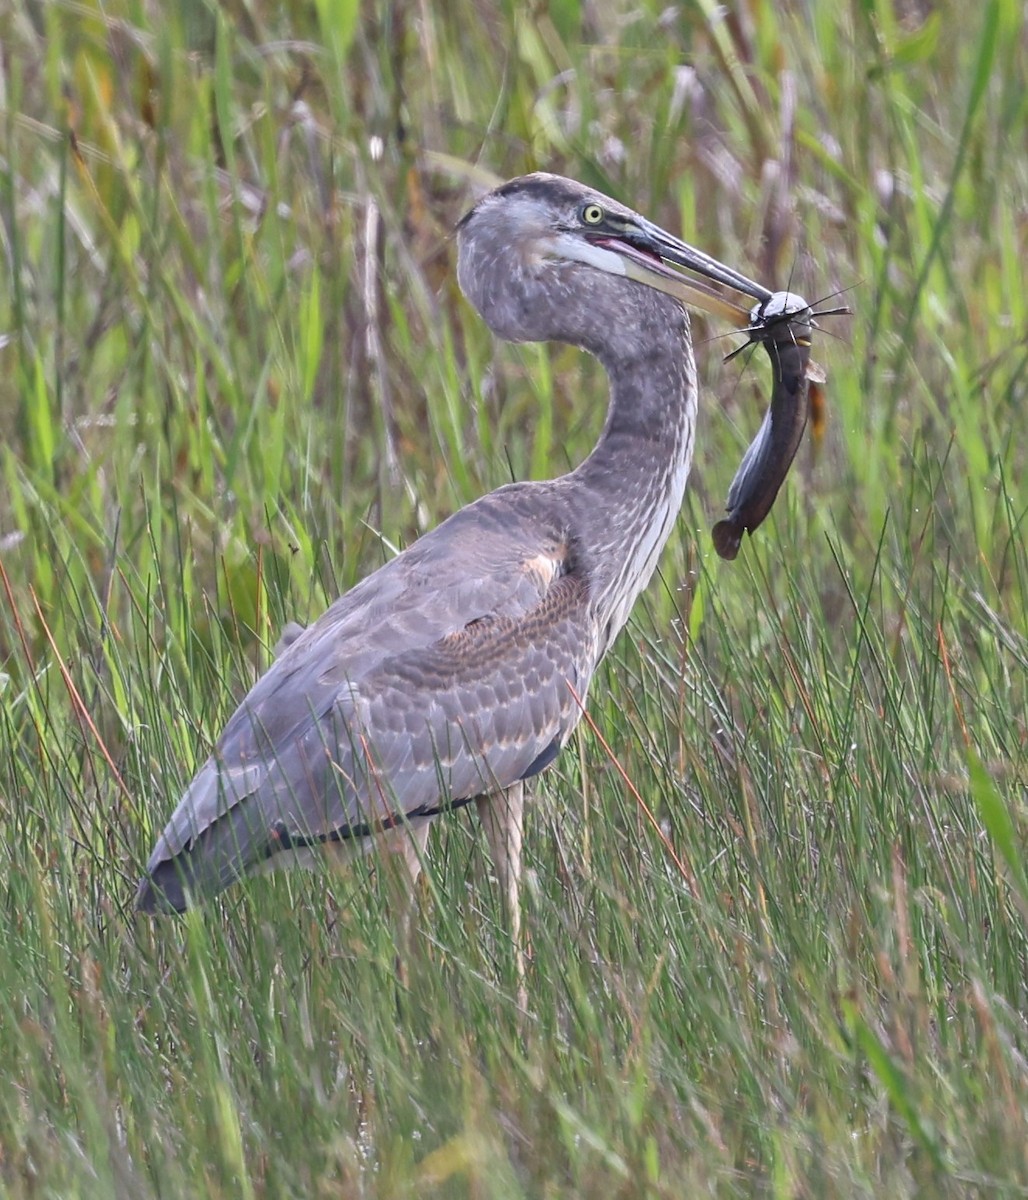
xmin=1 ymin=0 xmax=1027 ymax=1194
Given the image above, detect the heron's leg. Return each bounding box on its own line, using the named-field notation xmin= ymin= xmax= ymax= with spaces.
xmin=379 ymin=819 xmax=431 ymax=920
xmin=378 ymin=820 xmax=432 ymax=987
xmin=477 ymin=783 xmax=526 ymax=1007
xmin=381 ymin=818 xmax=432 ymax=892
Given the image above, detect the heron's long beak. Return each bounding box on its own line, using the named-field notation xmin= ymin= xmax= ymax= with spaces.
xmin=612 ymin=220 xmax=773 ymax=329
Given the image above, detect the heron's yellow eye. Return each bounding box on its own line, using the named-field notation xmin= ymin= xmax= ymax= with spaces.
xmin=581 ymin=204 xmax=604 ymax=226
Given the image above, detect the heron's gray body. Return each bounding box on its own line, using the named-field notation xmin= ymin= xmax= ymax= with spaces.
xmin=136 ymin=172 xmax=766 ymax=915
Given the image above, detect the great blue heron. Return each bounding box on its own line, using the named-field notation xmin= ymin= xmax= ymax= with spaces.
xmin=135 ymin=173 xmax=791 ymax=940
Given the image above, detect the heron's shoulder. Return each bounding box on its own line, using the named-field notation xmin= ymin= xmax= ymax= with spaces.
xmin=432 ymin=478 xmax=567 ymax=536
xmin=262 ymin=481 xmax=575 ymax=678
xmin=210 ymin=481 xmax=576 ymax=732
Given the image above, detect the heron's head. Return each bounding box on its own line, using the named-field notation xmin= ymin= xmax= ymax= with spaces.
xmin=456 ymin=173 xmax=772 ymax=358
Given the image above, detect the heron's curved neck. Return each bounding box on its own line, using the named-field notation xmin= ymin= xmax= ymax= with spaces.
xmin=567 ymin=306 xmax=697 ymax=642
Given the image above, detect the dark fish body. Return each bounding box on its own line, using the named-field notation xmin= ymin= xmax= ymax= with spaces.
xmin=712 ymin=292 xmax=815 ymax=561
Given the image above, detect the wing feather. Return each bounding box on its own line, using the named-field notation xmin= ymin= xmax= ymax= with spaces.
xmin=138 ymin=486 xmax=594 ymax=908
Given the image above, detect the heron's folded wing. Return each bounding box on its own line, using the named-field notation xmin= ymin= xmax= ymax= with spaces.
xmin=141 ymin=491 xmax=591 ymax=900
